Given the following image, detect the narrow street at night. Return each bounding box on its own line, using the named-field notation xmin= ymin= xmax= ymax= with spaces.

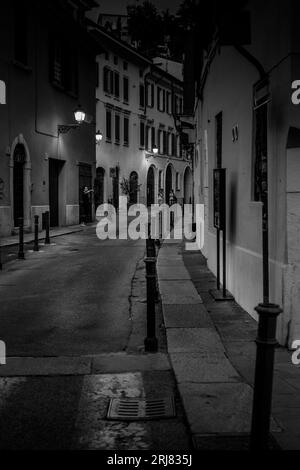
xmin=0 ymin=226 xmax=145 ymax=356
xmin=2 ymin=0 xmax=300 ymax=461
xmin=0 ymin=226 xmax=191 ymax=450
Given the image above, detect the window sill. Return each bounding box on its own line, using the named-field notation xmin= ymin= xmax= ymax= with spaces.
xmin=12 ymin=59 xmax=32 ymax=73
xmin=106 ymin=139 xmax=112 ymax=143
xmin=115 ymin=141 xmax=120 ymax=145
xmin=123 ymin=142 xmax=129 ymax=147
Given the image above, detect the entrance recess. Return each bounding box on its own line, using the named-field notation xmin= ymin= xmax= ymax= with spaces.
xmin=13 ymin=144 xmax=26 ymax=227
xmin=79 ymin=163 xmax=92 ymax=223
xmin=49 ymin=158 xmax=64 ymax=227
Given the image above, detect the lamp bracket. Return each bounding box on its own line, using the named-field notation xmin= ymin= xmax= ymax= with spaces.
xmin=58 ymin=124 xmax=79 ymax=135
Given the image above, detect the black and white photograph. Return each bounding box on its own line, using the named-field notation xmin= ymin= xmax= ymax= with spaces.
xmin=0 ymin=0 xmax=299 ymax=460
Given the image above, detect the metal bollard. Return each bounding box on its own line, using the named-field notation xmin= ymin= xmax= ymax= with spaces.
xmin=146 ymin=237 xmax=156 ymax=258
xmin=45 ymin=211 xmax=50 ymax=245
xmin=34 ymin=215 xmax=39 ymax=252
xmin=144 ymin=256 xmax=158 ymax=352
xmin=18 ymin=217 xmax=25 ymax=259
xmin=250 ymin=302 xmax=282 ymax=450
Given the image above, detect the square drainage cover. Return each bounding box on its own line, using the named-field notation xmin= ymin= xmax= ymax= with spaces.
xmin=107 ymin=396 xmax=176 ymax=421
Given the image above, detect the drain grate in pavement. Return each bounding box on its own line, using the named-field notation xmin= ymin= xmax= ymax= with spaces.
xmin=107 ymin=396 xmax=176 ymax=421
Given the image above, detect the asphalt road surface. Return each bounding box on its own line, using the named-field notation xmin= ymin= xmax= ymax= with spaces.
xmin=0 ymin=226 xmax=145 ymax=357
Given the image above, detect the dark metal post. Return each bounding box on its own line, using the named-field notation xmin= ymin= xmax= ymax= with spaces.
xmin=0 ymin=241 xmax=2 ymax=270
xmin=250 ymin=302 xmax=282 ymax=450
xmin=222 ymin=229 xmax=226 ymax=298
xmin=34 ymin=215 xmax=39 ymax=252
xmin=18 ymin=217 xmax=25 ymax=259
xmin=144 ymin=257 xmax=158 ymax=352
xmin=45 ymin=211 xmax=50 ymax=245
xmin=216 ymin=229 xmax=220 ymax=290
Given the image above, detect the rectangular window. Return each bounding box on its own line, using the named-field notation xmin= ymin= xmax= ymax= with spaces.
xmin=157 ymin=87 xmax=161 ymax=111
xmin=166 ymin=92 xmax=171 ymax=114
xmin=145 ymin=125 xmax=149 ymax=150
xmin=162 ymin=90 xmax=166 ymax=112
xmin=106 ymin=110 xmax=112 ymax=141
xmin=115 ymin=114 xmax=120 ymax=143
xmin=163 ymin=131 xmax=167 ymax=154
xmin=14 ymin=2 xmax=28 ymax=65
xmin=123 ymin=76 xmax=129 ymax=102
xmin=146 ymin=82 xmax=153 ymax=107
xmin=139 ymin=84 xmax=145 ymax=108
xmin=124 ymin=117 xmax=129 ymax=145
xmin=103 ymin=67 xmax=110 ymax=93
xmin=215 ymin=112 xmax=223 ymax=168
xmin=151 ymin=127 xmax=155 ymax=149
xmin=50 ymin=35 xmax=78 ymax=95
xmin=140 ymin=121 xmax=145 ymax=147
xmin=171 ymin=134 xmax=176 ymax=156
xmin=123 ymin=61 xmax=128 ymax=70
xmin=114 ymin=72 xmax=120 ymax=98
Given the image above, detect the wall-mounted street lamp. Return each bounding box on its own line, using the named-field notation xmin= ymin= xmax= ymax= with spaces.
xmin=152 ymin=144 xmax=158 ymax=155
xmin=96 ymin=130 xmax=103 ymax=144
xmin=58 ymin=105 xmax=86 ymax=135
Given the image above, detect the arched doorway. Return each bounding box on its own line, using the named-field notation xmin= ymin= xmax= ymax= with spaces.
xmin=94 ymin=167 xmax=105 ymax=209
xmin=165 ymin=164 xmax=173 ymax=205
xmin=129 ymin=171 xmax=138 ymax=204
xmin=184 ymin=166 xmax=193 ymax=205
xmin=13 ymin=144 xmax=26 ymax=227
xmin=147 ymin=166 xmax=155 ymax=206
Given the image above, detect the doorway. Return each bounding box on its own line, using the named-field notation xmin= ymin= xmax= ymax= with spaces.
xmin=112 ymin=166 xmax=119 ymax=209
xmin=79 ymin=163 xmax=92 ymax=224
xmin=184 ymin=166 xmax=193 ymax=204
xmin=13 ymin=144 xmax=26 ymax=227
xmin=49 ymin=158 xmax=64 ymax=227
xmin=129 ymin=171 xmax=138 ymax=204
xmin=147 ymin=166 xmax=155 ymax=206
xmin=94 ymin=167 xmax=105 ymax=210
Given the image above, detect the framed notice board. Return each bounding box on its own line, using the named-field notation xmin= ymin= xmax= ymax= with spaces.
xmin=213 ymin=168 xmax=226 ymax=230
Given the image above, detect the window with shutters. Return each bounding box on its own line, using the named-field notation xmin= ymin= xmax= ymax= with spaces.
xmin=115 ymin=114 xmax=120 ymax=143
xmin=123 ymin=76 xmax=129 ymax=102
xmin=139 ymin=84 xmax=145 ymax=108
xmin=114 ymin=72 xmax=120 ymax=98
xmin=106 ymin=110 xmax=112 ymax=141
xmin=50 ymin=34 xmax=78 ymax=96
xmin=140 ymin=121 xmax=145 ymax=147
xmin=124 ymin=116 xmax=129 ymax=146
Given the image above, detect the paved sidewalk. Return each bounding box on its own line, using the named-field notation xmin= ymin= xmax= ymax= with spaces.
xmin=0 ymin=224 xmax=84 ymax=247
xmin=157 ymin=239 xmax=300 ymax=450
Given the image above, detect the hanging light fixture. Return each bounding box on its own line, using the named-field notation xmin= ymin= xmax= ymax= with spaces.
xmin=152 ymin=144 xmax=158 ymax=155
xmin=74 ymin=105 xmax=86 ymax=124
xmin=96 ymin=130 xmax=103 ymax=144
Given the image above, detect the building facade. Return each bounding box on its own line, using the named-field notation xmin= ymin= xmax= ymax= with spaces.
xmin=0 ymin=0 xmax=98 ymax=236
xmin=192 ymin=0 xmax=300 ymax=346
xmin=90 ymin=24 xmax=192 ymax=211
